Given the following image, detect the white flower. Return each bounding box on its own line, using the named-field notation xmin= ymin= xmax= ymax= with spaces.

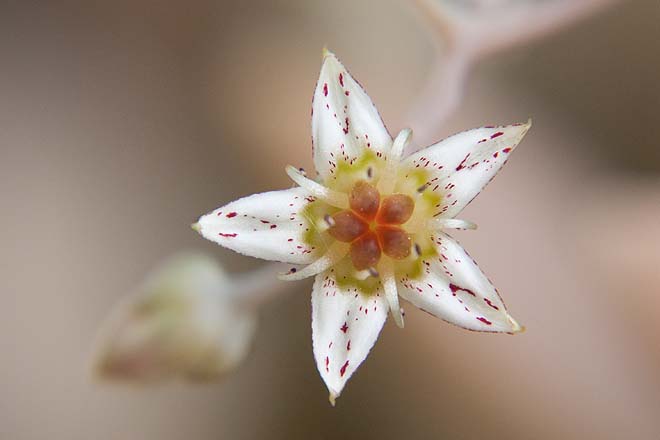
xmin=91 ymin=253 xmax=257 ymax=383
xmin=194 ymin=50 xmax=530 ymax=404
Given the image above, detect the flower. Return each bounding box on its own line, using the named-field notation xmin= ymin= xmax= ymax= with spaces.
xmin=91 ymin=253 xmax=258 ymax=383
xmin=194 ymin=50 xmax=530 ymax=404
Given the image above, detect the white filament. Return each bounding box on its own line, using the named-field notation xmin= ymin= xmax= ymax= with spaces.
xmin=285 ymin=165 xmax=349 ymax=209
xmin=277 ymin=242 xmax=349 ymax=281
xmin=377 ymin=128 xmax=412 ymax=194
xmin=428 ymin=218 xmax=477 ymax=230
xmin=381 ymin=261 xmax=404 ymax=328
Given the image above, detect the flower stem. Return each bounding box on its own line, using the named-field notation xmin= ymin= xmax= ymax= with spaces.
xmin=231 ymin=263 xmax=293 ymax=311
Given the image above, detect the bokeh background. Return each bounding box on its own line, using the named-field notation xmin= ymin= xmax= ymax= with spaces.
xmin=2 ymin=0 xmax=659 ymax=439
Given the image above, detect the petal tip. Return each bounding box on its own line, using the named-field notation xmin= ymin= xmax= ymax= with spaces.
xmin=328 ymin=392 xmax=337 ymax=407
xmin=191 ymin=222 xmax=202 ymax=233
xmin=507 ymin=315 xmax=525 ymax=334
xmin=518 ymin=118 xmax=532 ymax=136
xmin=322 ymin=46 xmax=333 ymax=59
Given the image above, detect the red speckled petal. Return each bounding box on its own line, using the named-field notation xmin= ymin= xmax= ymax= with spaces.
xmin=403 ymin=121 xmax=531 ymax=218
xmin=195 ymin=188 xmax=319 ymax=265
xmin=311 ymin=269 xmax=387 ymax=403
xmin=312 ymin=50 xmax=392 ymax=180
xmin=398 ymin=232 xmax=522 ymax=333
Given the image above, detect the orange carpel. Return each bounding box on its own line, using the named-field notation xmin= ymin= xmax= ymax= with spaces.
xmin=377 ymin=226 xmax=411 ymax=259
xmin=328 ymin=211 xmax=368 ymax=242
xmin=377 ymin=194 xmax=414 ymax=225
xmin=349 ymin=181 xmax=380 ymax=220
xmin=350 ymin=232 xmax=381 ymax=270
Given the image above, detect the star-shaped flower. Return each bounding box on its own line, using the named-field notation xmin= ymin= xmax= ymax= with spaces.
xmin=194 ymin=50 xmax=530 ymax=404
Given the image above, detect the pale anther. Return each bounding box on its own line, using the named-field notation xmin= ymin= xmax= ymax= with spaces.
xmin=354 ymin=268 xmax=379 ymax=280
xmin=323 ymin=214 xmax=336 ymax=227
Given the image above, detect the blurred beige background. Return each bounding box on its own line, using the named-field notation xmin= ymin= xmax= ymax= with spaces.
xmin=1 ymin=0 xmax=659 ymax=439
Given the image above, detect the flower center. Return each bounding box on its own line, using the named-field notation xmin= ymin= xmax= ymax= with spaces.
xmin=327 ymin=181 xmax=414 ymax=271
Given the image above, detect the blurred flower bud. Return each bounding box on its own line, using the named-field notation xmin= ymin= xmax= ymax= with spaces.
xmin=91 ymin=253 xmax=259 ymax=383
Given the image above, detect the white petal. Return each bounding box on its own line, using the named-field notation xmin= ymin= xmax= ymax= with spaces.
xmin=195 ymin=188 xmax=319 ymax=264
xmin=312 ymin=50 xmax=392 ymax=180
xmin=311 ymin=269 xmax=388 ymax=402
xmin=403 ymin=121 xmax=531 ymax=218
xmin=398 ymin=232 xmax=522 ymax=333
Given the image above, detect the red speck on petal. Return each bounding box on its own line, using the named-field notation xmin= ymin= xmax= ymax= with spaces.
xmin=226 ymin=212 xmax=238 ymax=218
xmin=340 ymin=322 xmax=348 ymax=333
xmin=340 ymin=360 xmax=349 ymax=377
xmin=344 ymin=91 xmax=350 ymax=96
xmin=493 ymin=152 xmax=499 ymax=158
xmin=270 ymin=224 xmax=277 ymax=229
xmin=339 ymin=73 xmax=344 ymax=86
xmin=218 ymin=233 xmax=237 ymax=238
xmin=477 ymin=317 xmax=492 ymax=325
xmin=490 ymin=131 xmax=504 ymax=139
xmin=323 ymin=83 xmax=328 ymax=96
xmin=449 ymin=283 xmax=477 ymax=297
xmin=484 ymin=298 xmax=500 ymax=310
xmin=346 ymin=340 xmax=351 ymax=351
xmin=455 ymin=154 xmax=470 ymax=171
xmin=503 ymin=147 xmax=512 ymax=153
xmin=325 ymin=356 xmax=329 ymax=372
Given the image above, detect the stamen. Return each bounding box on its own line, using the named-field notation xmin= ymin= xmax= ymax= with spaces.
xmin=354 ymin=267 xmax=379 ymax=281
xmin=378 ymin=128 xmax=412 ymax=194
xmin=285 ymin=165 xmax=349 ymax=209
xmin=381 ymin=261 xmax=404 ymax=328
xmin=414 ymin=242 xmax=422 ymax=258
xmin=323 ymin=214 xmax=336 ymax=227
xmin=428 ymin=218 xmax=478 ymax=230
xmin=277 ymin=242 xmax=349 ymax=281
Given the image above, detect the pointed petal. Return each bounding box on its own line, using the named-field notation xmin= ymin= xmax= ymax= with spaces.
xmin=404 ymin=121 xmax=531 ymax=218
xmin=398 ymin=232 xmax=522 ymax=333
xmin=312 ymin=51 xmax=392 ymax=179
xmin=312 ymin=269 xmax=388 ymax=401
xmin=196 ymin=188 xmax=319 ymax=264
